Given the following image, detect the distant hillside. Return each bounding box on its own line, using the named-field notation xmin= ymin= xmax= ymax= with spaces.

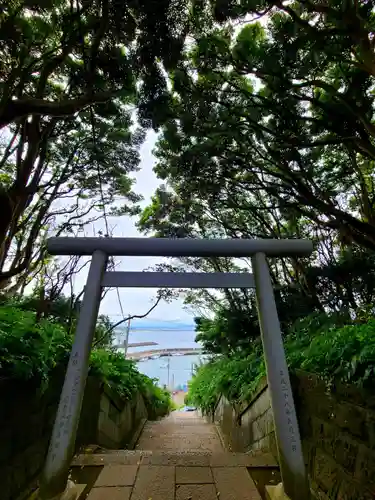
xmin=114 ymin=319 xmax=195 ymax=331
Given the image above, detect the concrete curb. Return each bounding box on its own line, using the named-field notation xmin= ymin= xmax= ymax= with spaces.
xmin=214 ymin=423 xmax=231 ymax=451
xmin=127 ymin=418 xmax=147 ymax=450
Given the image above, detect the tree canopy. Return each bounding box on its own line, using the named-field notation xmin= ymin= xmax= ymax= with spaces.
xmin=138 ymin=0 xmax=375 ymax=352
xmin=2 ymin=0 xmax=375 ymax=349
xmin=0 ymin=0 xmax=189 ymax=289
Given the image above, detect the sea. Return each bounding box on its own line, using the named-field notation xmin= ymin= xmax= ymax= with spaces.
xmin=113 ymin=320 xmax=207 ymax=390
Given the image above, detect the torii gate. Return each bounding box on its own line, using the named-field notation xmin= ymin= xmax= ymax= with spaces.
xmin=40 ymin=237 xmax=312 ymax=500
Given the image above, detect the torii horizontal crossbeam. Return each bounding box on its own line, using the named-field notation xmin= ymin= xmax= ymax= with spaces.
xmin=102 ymin=271 xmax=255 ymax=288
xmin=46 ymin=237 xmax=313 ymax=257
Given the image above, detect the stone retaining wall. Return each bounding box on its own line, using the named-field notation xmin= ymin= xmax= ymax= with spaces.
xmin=210 ymin=371 xmax=375 ymax=499
xmin=0 ymin=370 xmax=65 ymax=500
xmin=0 ymin=374 xmax=148 ymax=500
xmin=78 ymin=377 xmax=148 ymax=449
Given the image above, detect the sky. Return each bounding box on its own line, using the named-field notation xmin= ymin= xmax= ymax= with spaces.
xmin=71 ymin=130 xmax=195 ymax=325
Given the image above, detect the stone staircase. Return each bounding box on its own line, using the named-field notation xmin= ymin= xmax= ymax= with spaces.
xmin=136 ymin=411 xmax=224 ymax=453
xmin=68 ymin=412 xmax=280 ymax=499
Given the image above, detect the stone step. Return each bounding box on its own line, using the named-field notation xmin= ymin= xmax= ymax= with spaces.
xmin=70 ymin=451 xmax=276 ymax=500
xmin=69 ymin=411 xmax=279 ymax=500
xmin=135 ymin=436 xmax=223 ymax=452
xmin=72 ymin=450 xmax=278 ymax=468
xmin=139 ymin=428 xmax=220 ymax=436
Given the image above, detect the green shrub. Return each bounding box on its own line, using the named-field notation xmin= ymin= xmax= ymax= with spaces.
xmin=0 ymin=306 xmax=71 ymax=387
xmin=89 ymin=349 xmax=144 ymax=399
xmin=287 ymin=319 xmax=375 ymax=387
xmin=187 ymin=346 xmax=265 ymax=413
xmin=0 ymin=305 xmax=172 ymax=416
xmin=188 ymin=314 xmax=375 ymax=411
xmin=89 ymin=348 xmax=172 ymax=414
xmin=142 ymin=380 xmax=173 ymax=417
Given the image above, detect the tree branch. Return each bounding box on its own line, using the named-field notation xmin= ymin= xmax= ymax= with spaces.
xmin=93 ymin=295 xmax=162 ymax=348
xmin=0 ymin=91 xmax=116 ymax=128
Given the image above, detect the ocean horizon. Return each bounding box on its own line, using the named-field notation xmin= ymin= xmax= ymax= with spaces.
xmin=114 ymin=318 xmax=198 ymax=351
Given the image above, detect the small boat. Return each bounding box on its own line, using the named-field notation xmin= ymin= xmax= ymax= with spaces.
xmin=150 ymin=354 xmax=161 ymax=360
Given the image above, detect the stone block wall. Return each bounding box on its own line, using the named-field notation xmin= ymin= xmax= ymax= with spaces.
xmin=212 ymin=380 xmax=277 ymax=456
xmin=0 ymin=370 xmax=65 ymax=500
xmin=294 ymin=371 xmax=375 ymax=499
xmin=238 ymin=380 xmax=276 ymax=456
xmin=94 ymin=383 xmax=147 ymax=449
xmin=211 ymin=371 xmax=375 ymax=499
xmin=0 ymin=374 xmax=148 ymax=500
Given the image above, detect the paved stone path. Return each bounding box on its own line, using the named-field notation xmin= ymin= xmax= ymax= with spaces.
xmin=135 ymin=411 xmax=224 ymax=453
xmin=71 ymin=412 xmax=277 ymax=499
